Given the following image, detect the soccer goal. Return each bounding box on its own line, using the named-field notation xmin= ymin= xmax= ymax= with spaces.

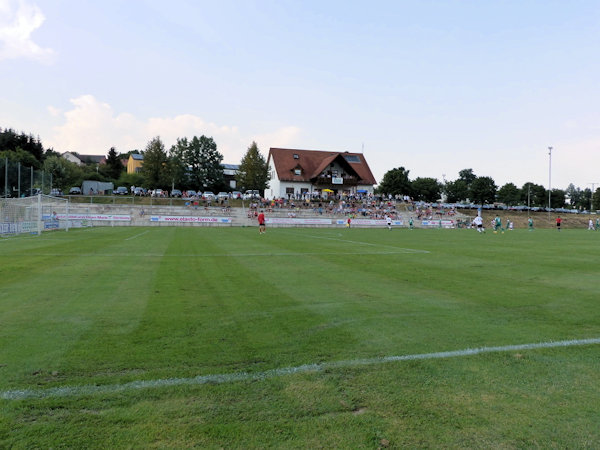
xmin=0 ymin=194 xmax=71 ymax=236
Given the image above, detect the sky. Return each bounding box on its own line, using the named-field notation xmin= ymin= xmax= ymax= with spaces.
xmin=1 ymin=0 xmax=600 ymax=191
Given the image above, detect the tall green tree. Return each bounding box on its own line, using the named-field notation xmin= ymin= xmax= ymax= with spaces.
xmin=184 ymin=135 xmax=224 ymax=191
xmin=497 ymin=183 xmax=520 ymax=205
xmin=520 ymin=182 xmax=546 ymax=207
xmin=411 ymin=177 xmax=442 ymax=202
xmin=550 ymin=189 xmax=566 ymax=209
xmin=236 ymin=141 xmax=269 ymax=192
xmin=458 ymin=168 xmax=477 ymax=186
xmin=470 ymin=176 xmax=497 ymax=205
xmin=377 ymin=167 xmax=412 ymax=197
xmin=105 ymin=147 xmax=124 ymax=180
xmin=43 ymin=155 xmax=83 ymax=190
xmin=444 ymin=179 xmax=469 ymax=203
xmin=141 ymin=137 xmax=168 ymax=188
xmin=168 ymin=138 xmax=191 ymax=190
xmin=593 ymin=188 xmax=600 ymax=211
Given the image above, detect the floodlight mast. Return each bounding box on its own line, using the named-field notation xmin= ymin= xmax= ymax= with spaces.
xmin=548 ymin=146 xmax=552 ymax=220
xmin=589 ymin=182 xmax=600 ymax=212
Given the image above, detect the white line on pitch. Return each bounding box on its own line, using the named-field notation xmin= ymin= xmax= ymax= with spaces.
xmin=125 ymin=230 xmax=150 ymax=241
xmin=16 ymin=250 xmax=423 ymax=258
xmin=2 ymin=337 xmax=598 ymax=401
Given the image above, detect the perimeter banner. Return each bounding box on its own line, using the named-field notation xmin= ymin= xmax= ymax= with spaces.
xmin=265 ymin=218 xmax=332 ymax=225
xmin=56 ymin=214 xmax=131 ymax=221
xmin=421 ymin=220 xmax=455 ymax=228
xmin=335 ymin=219 xmax=404 ymax=226
xmin=149 ymin=216 xmax=233 ymax=223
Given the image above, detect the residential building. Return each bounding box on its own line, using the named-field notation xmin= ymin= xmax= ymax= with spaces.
xmin=266 ymin=148 xmax=377 ymax=199
xmin=127 ymin=153 xmax=144 ymax=174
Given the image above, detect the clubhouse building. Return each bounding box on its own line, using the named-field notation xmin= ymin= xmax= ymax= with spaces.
xmin=265 ymin=148 xmax=377 ymax=199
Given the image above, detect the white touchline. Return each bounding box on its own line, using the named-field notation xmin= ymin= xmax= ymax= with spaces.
xmin=2 ymin=337 xmax=599 ymax=401
xmin=125 ymin=230 xmax=150 ymax=241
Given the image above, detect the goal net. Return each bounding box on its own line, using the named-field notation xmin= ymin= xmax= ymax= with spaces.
xmin=0 ymin=194 xmax=71 ymax=236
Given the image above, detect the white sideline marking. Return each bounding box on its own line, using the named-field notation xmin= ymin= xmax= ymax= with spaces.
xmin=125 ymin=230 xmax=150 ymax=241
xmin=2 ymin=337 xmax=599 ymax=401
xmin=16 ymin=250 xmax=423 ymax=258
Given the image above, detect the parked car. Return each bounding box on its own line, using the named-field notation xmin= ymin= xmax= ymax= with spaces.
xmin=170 ymin=189 xmax=182 ymax=197
xmin=151 ymin=189 xmax=164 ymax=197
xmin=243 ymin=190 xmax=260 ymax=200
xmin=217 ymin=192 xmax=229 ymax=200
xmin=133 ymin=187 xmax=146 ymax=196
xmin=231 ymin=191 xmax=242 ymax=199
xmin=114 ymin=186 xmax=128 ymax=195
xmin=185 ymin=190 xmax=197 ymax=198
xmin=50 ymin=188 xmax=64 ymax=197
xmin=203 ymin=191 xmax=215 ymax=201
xmin=69 ymin=187 xmax=82 ymax=195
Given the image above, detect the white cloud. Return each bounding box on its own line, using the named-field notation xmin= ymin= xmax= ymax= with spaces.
xmin=46 ymin=94 xmax=301 ymax=163
xmin=0 ymin=0 xmax=54 ymax=62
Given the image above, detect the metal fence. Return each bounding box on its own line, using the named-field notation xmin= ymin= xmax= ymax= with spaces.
xmin=0 ymin=158 xmax=53 ymax=198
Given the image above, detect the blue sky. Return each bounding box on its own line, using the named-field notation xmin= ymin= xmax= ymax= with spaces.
xmin=2 ymin=0 xmax=600 ymax=191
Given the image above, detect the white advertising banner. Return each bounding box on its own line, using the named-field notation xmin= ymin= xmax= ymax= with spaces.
xmin=335 ymin=219 xmax=404 ymax=226
xmin=265 ymin=218 xmax=332 ymax=225
xmin=421 ymin=220 xmax=455 ymax=228
xmin=57 ymin=214 xmax=131 ymax=221
xmin=150 ymin=215 xmax=232 ymax=223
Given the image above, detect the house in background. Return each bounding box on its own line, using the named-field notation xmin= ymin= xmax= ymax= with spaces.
xmin=62 ymin=151 xmax=83 ymax=165
xmin=222 ymin=164 xmax=240 ymax=189
xmin=62 ymin=152 xmax=106 ymax=166
xmin=266 ymin=148 xmax=377 ymax=199
xmin=127 ymin=153 xmax=144 ymax=174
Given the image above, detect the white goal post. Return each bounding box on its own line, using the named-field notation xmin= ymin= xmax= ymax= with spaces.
xmin=0 ymin=194 xmax=71 ymax=236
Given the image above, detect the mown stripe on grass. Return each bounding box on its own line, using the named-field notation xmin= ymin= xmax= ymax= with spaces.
xmin=2 ymin=337 xmax=599 ymax=401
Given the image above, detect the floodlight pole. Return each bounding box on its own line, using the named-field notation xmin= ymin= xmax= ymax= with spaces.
xmin=548 ymin=146 xmax=552 ymax=220
xmin=588 ymin=182 xmax=599 ymax=212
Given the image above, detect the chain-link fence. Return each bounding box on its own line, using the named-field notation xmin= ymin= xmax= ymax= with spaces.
xmin=0 ymin=158 xmax=53 ymax=198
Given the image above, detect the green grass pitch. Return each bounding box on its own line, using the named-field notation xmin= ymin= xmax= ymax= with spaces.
xmin=1 ymin=226 xmax=600 ymax=448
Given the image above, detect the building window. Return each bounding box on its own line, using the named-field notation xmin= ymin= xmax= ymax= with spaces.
xmin=286 ymin=187 xmax=294 ymax=194
xmin=293 ymin=154 xmax=299 ymax=159
xmin=294 ymin=169 xmax=301 ymax=175
xmin=344 ymin=154 xmax=360 ymax=163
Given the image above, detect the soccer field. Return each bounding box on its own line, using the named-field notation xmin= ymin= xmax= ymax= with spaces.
xmin=1 ymin=227 xmax=599 ymax=448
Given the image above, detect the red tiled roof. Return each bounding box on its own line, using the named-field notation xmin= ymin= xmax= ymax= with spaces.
xmin=268 ymin=148 xmax=377 ymax=185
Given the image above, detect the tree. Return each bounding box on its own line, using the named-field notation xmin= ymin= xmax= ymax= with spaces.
xmin=470 ymin=176 xmax=497 ymax=205
xmin=593 ymin=188 xmax=600 ymax=211
xmin=141 ymin=137 xmax=168 ymax=188
xmin=105 ymin=147 xmax=124 ymax=180
xmin=458 ymin=168 xmax=477 ymax=186
xmin=444 ymin=179 xmax=469 ymax=203
xmin=168 ymin=139 xmax=191 ymax=190
xmin=520 ymin=182 xmax=546 ymax=207
xmin=43 ymin=155 xmax=83 ymax=190
xmin=565 ymin=183 xmax=582 ymax=207
xmin=236 ymin=141 xmax=269 ymax=192
xmin=377 ymin=167 xmax=412 ymax=197
xmin=497 ymin=183 xmax=520 ymax=206
xmin=411 ymin=177 xmax=442 ymax=202
xmin=550 ymin=189 xmax=566 ymax=209
xmin=184 ymin=135 xmax=224 ymax=191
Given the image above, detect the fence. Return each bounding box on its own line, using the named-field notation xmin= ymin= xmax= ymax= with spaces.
xmin=0 ymin=158 xmax=53 ymax=198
